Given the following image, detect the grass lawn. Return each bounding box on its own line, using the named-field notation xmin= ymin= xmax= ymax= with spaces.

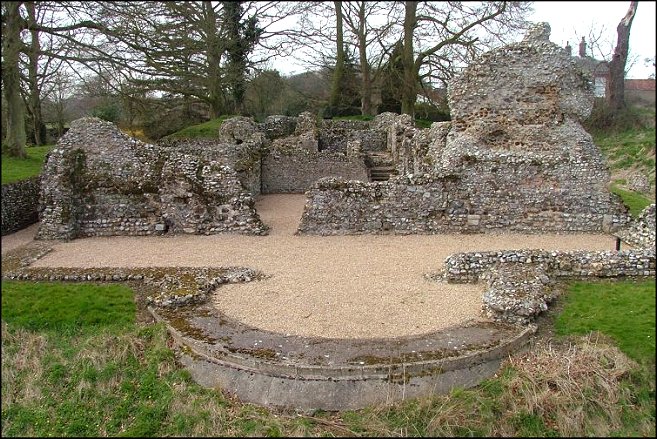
xmin=163 ymin=115 xmax=237 ymax=140
xmin=1 ymin=145 xmax=54 ymax=185
xmin=1 ymin=278 xmax=654 ymax=437
xmin=555 ymin=279 xmax=656 ymax=364
xmin=594 ymin=126 xmax=656 ymax=179
xmin=610 ymin=181 xmax=654 ymax=217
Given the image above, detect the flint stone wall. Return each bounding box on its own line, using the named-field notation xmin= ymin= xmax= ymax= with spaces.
xmin=438 ymin=248 xmax=655 ymax=324
xmin=1 ymin=177 xmax=41 ymax=235
xmin=298 ymin=23 xmax=630 ymax=235
xmin=616 ymin=204 xmax=656 ymax=249
xmin=297 ymin=174 xmax=628 ymax=235
xmin=318 ymin=119 xmax=387 ymax=153
xmin=262 ymin=151 xmax=368 ymax=194
xmin=158 ymin=137 xmax=263 ymax=196
xmin=36 ymin=118 xmax=267 ymax=240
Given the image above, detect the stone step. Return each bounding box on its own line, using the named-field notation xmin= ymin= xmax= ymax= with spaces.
xmin=369 ymin=167 xmax=397 ymax=182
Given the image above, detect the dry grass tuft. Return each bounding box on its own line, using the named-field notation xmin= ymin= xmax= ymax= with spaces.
xmin=502 ymin=333 xmax=643 ymax=436
xmin=1 ymin=321 xmax=47 ymax=407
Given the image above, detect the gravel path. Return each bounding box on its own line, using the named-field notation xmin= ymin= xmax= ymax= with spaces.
xmin=18 ymin=194 xmax=616 ymax=338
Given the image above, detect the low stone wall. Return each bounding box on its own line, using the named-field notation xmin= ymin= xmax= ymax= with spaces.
xmin=262 ymin=151 xmax=368 ymax=194
xmin=1 ymin=177 xmax=41 ymax=236
xmin=442 ymin=249 xmax=655 ymax=284
xmin=439 ymin=248 xmax=656 ymax=324
xmin=297 ymin=175 xmax=629 ymax=235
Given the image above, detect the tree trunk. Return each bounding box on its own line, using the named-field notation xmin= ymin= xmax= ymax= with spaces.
xmin=2 ymin=2 xmax=28 ymax=158
xmin=203 ymin=1 xmax=224 ymax=118
xmin=357 ymin=2 xmax=373 ymax=116
xmin=608 ymin=1 xmax=638 ymax=111
xmin=26 ymin=1 xmax=45 ymax=145
xmin=328 ymin=1 xmax=345 ymax=113
xmin=400 ymin=1 xmax=417 ymax=117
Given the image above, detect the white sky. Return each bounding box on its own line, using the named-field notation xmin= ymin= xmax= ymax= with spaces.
xmin=530 ymin=1 xmax=656 ymax=78
xmin=271 ymin=1 xmax=656 ymax=79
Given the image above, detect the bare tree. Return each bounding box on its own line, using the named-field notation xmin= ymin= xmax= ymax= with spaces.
xmin=342 ymin=1 xmax=400 ymax=116
xmin=398 ymin=1 xmax=531 ymax=117
xmin=2 ymin=2 xmax=28 ymax=157
xmin=608 ymin=1 xmax=638 ymax=110
xmin=328 ymin=1 xmax=347 ymax=114
xmin=2 ymin=1 xmax=108 ymax=157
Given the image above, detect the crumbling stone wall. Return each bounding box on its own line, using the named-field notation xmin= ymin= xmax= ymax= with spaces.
xmin=298 ymin=23 xmax=630 ymax=235
xmin=158 ymin=117 xmax=265 ymax=196
xmin=262 ymin=151 xmax=368 ymax=194
xmin=297 ymin=174 xmax=628 ymax=235
xmin=1 ymin=177 xmax=40 ymax=235
xmin=439 ymin=248 xmax=655 ymax=324
xmin=260 ymin=112 xmax=369 ymax=193
xmin=318 ymin=119 xmax=387 ymax=153
xmin=36 ymin=118 xmax=267 ymax=240
xmin=616 ymin=204 xmax=656 ymax=249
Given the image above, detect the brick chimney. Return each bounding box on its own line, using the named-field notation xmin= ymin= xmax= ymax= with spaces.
xmin=565 ymin=41 xmax=572 ymax=56
xmin=579 ymin=36 xmax=586 ymax=57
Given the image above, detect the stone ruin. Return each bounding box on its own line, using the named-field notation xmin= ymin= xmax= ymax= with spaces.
xmin=37 ymin=23 xmax=633 ymax=240
xmin=36 ymin=117 xmax=269 ymax=239
xmin=298 ymin=23 xmax=631 ymax=235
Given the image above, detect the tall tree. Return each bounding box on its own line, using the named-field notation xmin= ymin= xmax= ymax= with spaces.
xmin=24 ymin=2 xmax=46 ymax=145
xmin=342 ymin=1 xmax=399 ymax=116
xmin=398 ymin=1 xmax=530 ymax=117
xmin=94 ymin=1 xmax=295 ymax=118
xmin=2 ymin=2 xmax=28 ymax=158
xmin=608 ymin=1 xmax=638 ymax=111
xmin=328 ymin=1 xmax=347 ymax=114
xmin=2 ymin=1 xmax=107 ymax=157
xmin=222 ymin=1 xmax=262 ymax=114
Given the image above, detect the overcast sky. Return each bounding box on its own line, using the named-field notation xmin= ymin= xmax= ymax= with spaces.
xmin=271 ymin=1 xmax=656 ymax=79
xmin=530 ymin=1 xmax=656 ymax=78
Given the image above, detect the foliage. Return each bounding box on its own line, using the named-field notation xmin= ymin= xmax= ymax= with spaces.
xmin=377 ymin=40 xmax=405 ymax=114
xmin=1 ymin=279 xmax=654 ymax=437
xmin=1 ymin=145 xmax=53 ymax=184
xmin=414 ymin=101 xmax=450 ymax=122
xmin=163 ymin=116 xmax=236 ymax=140
xmin=323 ymin=54 xmax=362 ymax=119
xmin=90 ymin=102 xmax=121 ymax=123
xmin=585 ymin=100 xmax=653 ymax=134
xmin=243 ymin=70 xmax=286 ymax=121
xmin=414 ymin=119 xmax=434 ymax=129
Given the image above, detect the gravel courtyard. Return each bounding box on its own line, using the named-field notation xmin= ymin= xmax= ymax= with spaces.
xmin=7 ymin=194 xmax=617 ymax=338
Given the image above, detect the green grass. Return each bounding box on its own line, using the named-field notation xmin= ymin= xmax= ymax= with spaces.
xmin=414 ymin=118 xmax=434 ymax=129
xmin=1 ymin=145 xmax=54 ymax=184
xmin=332 ymin=114 xmax=374 ymax=121
xmin=1 ymin=281 xmax=135 ymax=333
xmin=610 ymin=181 xmax=654 ymax=217
xmin=555 ymin=279 xmax=656 ymax=364
xmin=594 ymin=126 xmax=656 ymax=174
xmin=1 ymin=278 xmax=654 ymax=436
xmin=163 ymin=115 xmax=237 ymax=140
